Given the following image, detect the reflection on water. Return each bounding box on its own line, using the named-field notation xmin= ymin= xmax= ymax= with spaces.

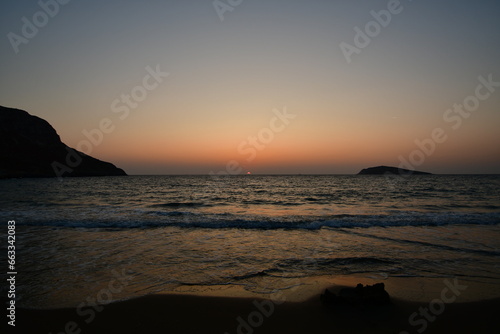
xmin=7 ymin=223 xmax=500 ymax=308
xmin=0 ymin=175 xmax=499 ymax=308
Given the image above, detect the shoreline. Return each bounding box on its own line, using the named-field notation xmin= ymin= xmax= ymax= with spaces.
xmin=15 ymin=275 xmax=500 ymax=333
xmin=168 ymin=274 xmax=500 ymax=303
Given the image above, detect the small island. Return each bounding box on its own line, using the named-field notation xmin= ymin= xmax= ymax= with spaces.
xmin=358 ymin=165 xmax=432 ymax=175
xmin=0 ymin=106 xmax=127 ymax=179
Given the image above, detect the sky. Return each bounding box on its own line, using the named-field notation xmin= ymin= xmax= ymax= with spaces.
xmin=1 ymin=0 xmax=499 ymax=174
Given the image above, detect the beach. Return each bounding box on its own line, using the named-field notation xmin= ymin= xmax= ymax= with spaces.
xmin=17 ymin=275 xmax=500 ymax=333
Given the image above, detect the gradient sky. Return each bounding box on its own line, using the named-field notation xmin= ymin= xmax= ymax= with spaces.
xmin=1 ymin=0 xmax=499 ymax=174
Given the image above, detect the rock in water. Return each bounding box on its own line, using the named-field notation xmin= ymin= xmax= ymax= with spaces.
xmin=321 ymin=283 xmax=391 ymax=309
xmin=0 ymin=105 xmax=127 ymax=178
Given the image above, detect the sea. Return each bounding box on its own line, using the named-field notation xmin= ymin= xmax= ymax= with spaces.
xmin=1 ymin=175 xmax=499 ymax=309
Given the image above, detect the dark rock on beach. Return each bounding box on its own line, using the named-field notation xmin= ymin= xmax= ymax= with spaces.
xmin=321 ymin=283 xmax=391 ymax=309
xmin=358 ymin=165 xmax=432 ymax=175
xmin=0 ymin=105 xmax=127 ymax=179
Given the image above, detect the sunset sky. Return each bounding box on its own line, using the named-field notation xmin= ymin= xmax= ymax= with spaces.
xmin=1 ymin=0 xmax=499 ymax=174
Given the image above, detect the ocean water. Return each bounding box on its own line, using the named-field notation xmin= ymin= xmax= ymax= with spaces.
xmin=1 ymin=175 xmax=499 ymax=308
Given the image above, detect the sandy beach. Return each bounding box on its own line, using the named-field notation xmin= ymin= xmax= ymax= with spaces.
xmin=16 ymin=275 xmax=500 ymax=334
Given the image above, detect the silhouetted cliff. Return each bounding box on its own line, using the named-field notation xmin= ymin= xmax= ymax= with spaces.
xmin=0 ymin=106 xmax=126 ymax=178
xmin=358 ymin=166 xmax=431 ymax=175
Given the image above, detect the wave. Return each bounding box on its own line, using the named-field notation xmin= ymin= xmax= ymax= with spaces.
xmin=9 ymin=211 xmax=500 ymax=230
xmin=150 ymin=211 xmax=194 ymax=216
xmin=275 ymin=256 xmax=395 ymax=268
xmin=241 ymin=199 xmax=302 ymax=206
xmin=223 ymin=257 xmax=396 ymax=281
xmin=149 ymin=202 xmax=211 ymax=208
xmin=338 ymin=230 xmax=500 ymax=257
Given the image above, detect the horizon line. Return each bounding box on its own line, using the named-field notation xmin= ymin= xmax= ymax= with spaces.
xmin=124 ymin=173 xmax=500 ymax=176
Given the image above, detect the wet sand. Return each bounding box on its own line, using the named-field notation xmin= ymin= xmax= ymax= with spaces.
xmin=15 ymin=276 xmax=500 ymax=334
